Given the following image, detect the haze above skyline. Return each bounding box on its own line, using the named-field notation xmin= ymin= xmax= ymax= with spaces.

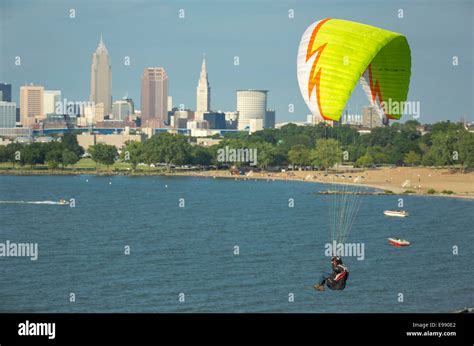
xmin=1 ymin=0 xmax=472 ymax=124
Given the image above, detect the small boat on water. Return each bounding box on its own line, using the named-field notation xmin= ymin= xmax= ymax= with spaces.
xmin=388 ymin=238 xmax=411 ymax=247
xmin=384 ymin=210 xmax=409 ymax=217
xmin=58 ymin=199 xmax=69 ymax=205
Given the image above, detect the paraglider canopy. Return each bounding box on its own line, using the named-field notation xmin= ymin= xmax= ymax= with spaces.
xmin=297 ymin=18 xmax=411 ymax=122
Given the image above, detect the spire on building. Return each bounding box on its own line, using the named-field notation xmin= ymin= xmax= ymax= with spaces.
xmin=96 ymin=34 xmax=108 ymax=54
xmin=200 ymin=54 xmax=207 ymax=79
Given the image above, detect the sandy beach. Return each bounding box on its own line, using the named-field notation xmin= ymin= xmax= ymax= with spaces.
xmin=172 ymin=167 xmax=474 ymax=199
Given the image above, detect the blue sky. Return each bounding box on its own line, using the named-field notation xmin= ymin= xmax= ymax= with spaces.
xmin=1 ymin=0 xmax=472 ymax=124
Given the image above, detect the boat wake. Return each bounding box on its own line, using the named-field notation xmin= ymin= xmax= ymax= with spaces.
xmin=0 ymin=200 xmax=67 ymax=205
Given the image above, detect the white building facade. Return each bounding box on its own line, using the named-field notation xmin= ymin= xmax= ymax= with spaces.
xmin=236 ymin=90 xmax=267 ymax=131
xmin=43 ymin=90 xmax=61 ymax=115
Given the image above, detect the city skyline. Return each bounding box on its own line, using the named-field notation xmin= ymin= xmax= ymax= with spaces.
xmin=1 ymin=0 xmax=472 ymax=124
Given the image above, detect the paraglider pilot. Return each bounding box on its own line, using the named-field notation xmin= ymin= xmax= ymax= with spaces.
xmin=314 ymin=256 xmax=349 ymax=291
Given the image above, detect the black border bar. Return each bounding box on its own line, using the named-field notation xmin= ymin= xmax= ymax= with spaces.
xmin=0 ymin=313 xmax=472 ymax=345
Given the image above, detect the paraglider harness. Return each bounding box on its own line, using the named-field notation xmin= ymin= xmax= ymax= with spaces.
xmin=326 ymin=262 xmax=349 ymax=290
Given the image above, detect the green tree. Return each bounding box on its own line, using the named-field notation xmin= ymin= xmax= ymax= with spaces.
xmin=4 ymin=143 xmax=23 ymax=167
xmin=191 ymin=146 xmax=213 ymax=166
xmin=45 ymin=148 xmax=63 ymax=169
xmin=457 ymin=131 xmax=474 ymax=171
xmin=251 ymin=142 xmax=275 ymax=170
xmin=356 ymin=154 xmax=374 ymax=168
xmin=0 ymin=146 xmax=6 ymax=163
xmin=311 ymin=138 xmax=342 ymax=170
xmin=421 ymin=148 xmax=436 ymax=166
xmin=62 ymin=132 xmax=84 ymax=157
xmin=418 ymin=142 xmax=429 ymax=160
xmin=288 ymin=144 xmax=311 ymax=168
xmin=62 ymin=150 xmax=79 ymax=168
xmin=143 ymin=133 xmax=191 ymax=170
xmin=20 ymin=143 xmax=45 ymax=168
xmin=121 ymin=141 xmax=144 ymax=170
xmin=365 ymin=126 xmax=397 ymax=147
xmin=89 ymin=143 xmax=117 ymax=169
xmin=366 ymin=146 xmax=390 ymax=164
xmin=429 ymin=130 xmax=461 ymax=166
xmin=404 ymin=151 xmax=421 ymax=166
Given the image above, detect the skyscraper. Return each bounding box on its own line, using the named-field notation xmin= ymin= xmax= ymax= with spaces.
xmin=43 ymin=90 xmax=61 ymax=115
xmin=196 ymin=56 xmax=211 ymax=113
xmin=0 ymin=101 xmax=16 ymax=128
xmin=0 ymin=83 xmax=12 ymax=102
xmin=20 ymin=84 xmax=44 ymax=127
xmin=141 ymin=67 xmax=168 ymax=127
xmin=90 ymin=36 xmax=112 ymax=116
xmin=236 ymin=90 xmax=267 ymax=131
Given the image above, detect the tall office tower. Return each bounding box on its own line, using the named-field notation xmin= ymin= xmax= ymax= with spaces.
xmin=43 ymin=90 xmax=61 ymax=115
xmin=141 ymin=67 xmax=168 ymax=127
xmin=0 ymin=83 xmax=12 ymax=102
xmin=167 ymin=96 xmax=173 ymax=112
xmin=196 ymin=56 xmax=211 ymax=113
xmin=0 ymin=101 xmax=17 ymax=128
xmin=236 ymin=90 xmax=267 ymax=131
xmin=20 ymin=84 xmax=44 ymax=127
xmin=362 ymin=105 xmax=382 ymax=129
xmin=90 ymin=36 xmax=112 ymax=116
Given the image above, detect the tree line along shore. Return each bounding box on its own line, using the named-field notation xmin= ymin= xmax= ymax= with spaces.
xmin=0 ymin=120 xmax=473 ymax=198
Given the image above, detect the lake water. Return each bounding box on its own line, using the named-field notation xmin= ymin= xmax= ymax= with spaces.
xmin=0 ymin=175 xmax=472 ymax=312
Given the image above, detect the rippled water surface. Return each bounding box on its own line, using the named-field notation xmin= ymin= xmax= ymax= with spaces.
xmin=0 ymin=175 xmax=472 ymax=312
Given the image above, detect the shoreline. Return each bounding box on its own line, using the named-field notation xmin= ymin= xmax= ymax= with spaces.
xmin=1 ymin=167 xmax=473 ymax=200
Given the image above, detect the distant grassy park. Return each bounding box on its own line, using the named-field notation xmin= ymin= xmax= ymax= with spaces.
xmin=0 ymin=158 xmax=149 ymax=173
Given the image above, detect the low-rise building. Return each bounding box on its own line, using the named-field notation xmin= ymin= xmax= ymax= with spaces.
xmin=203 ymin=112 xmax=226 ymax=129
xmin=249 ymin=118 xmax=264 ymax=133
xmin=78 ymin=132 xmax=145 ymax=151
xmin=225 ymin=111 xmax=238 ymax=129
